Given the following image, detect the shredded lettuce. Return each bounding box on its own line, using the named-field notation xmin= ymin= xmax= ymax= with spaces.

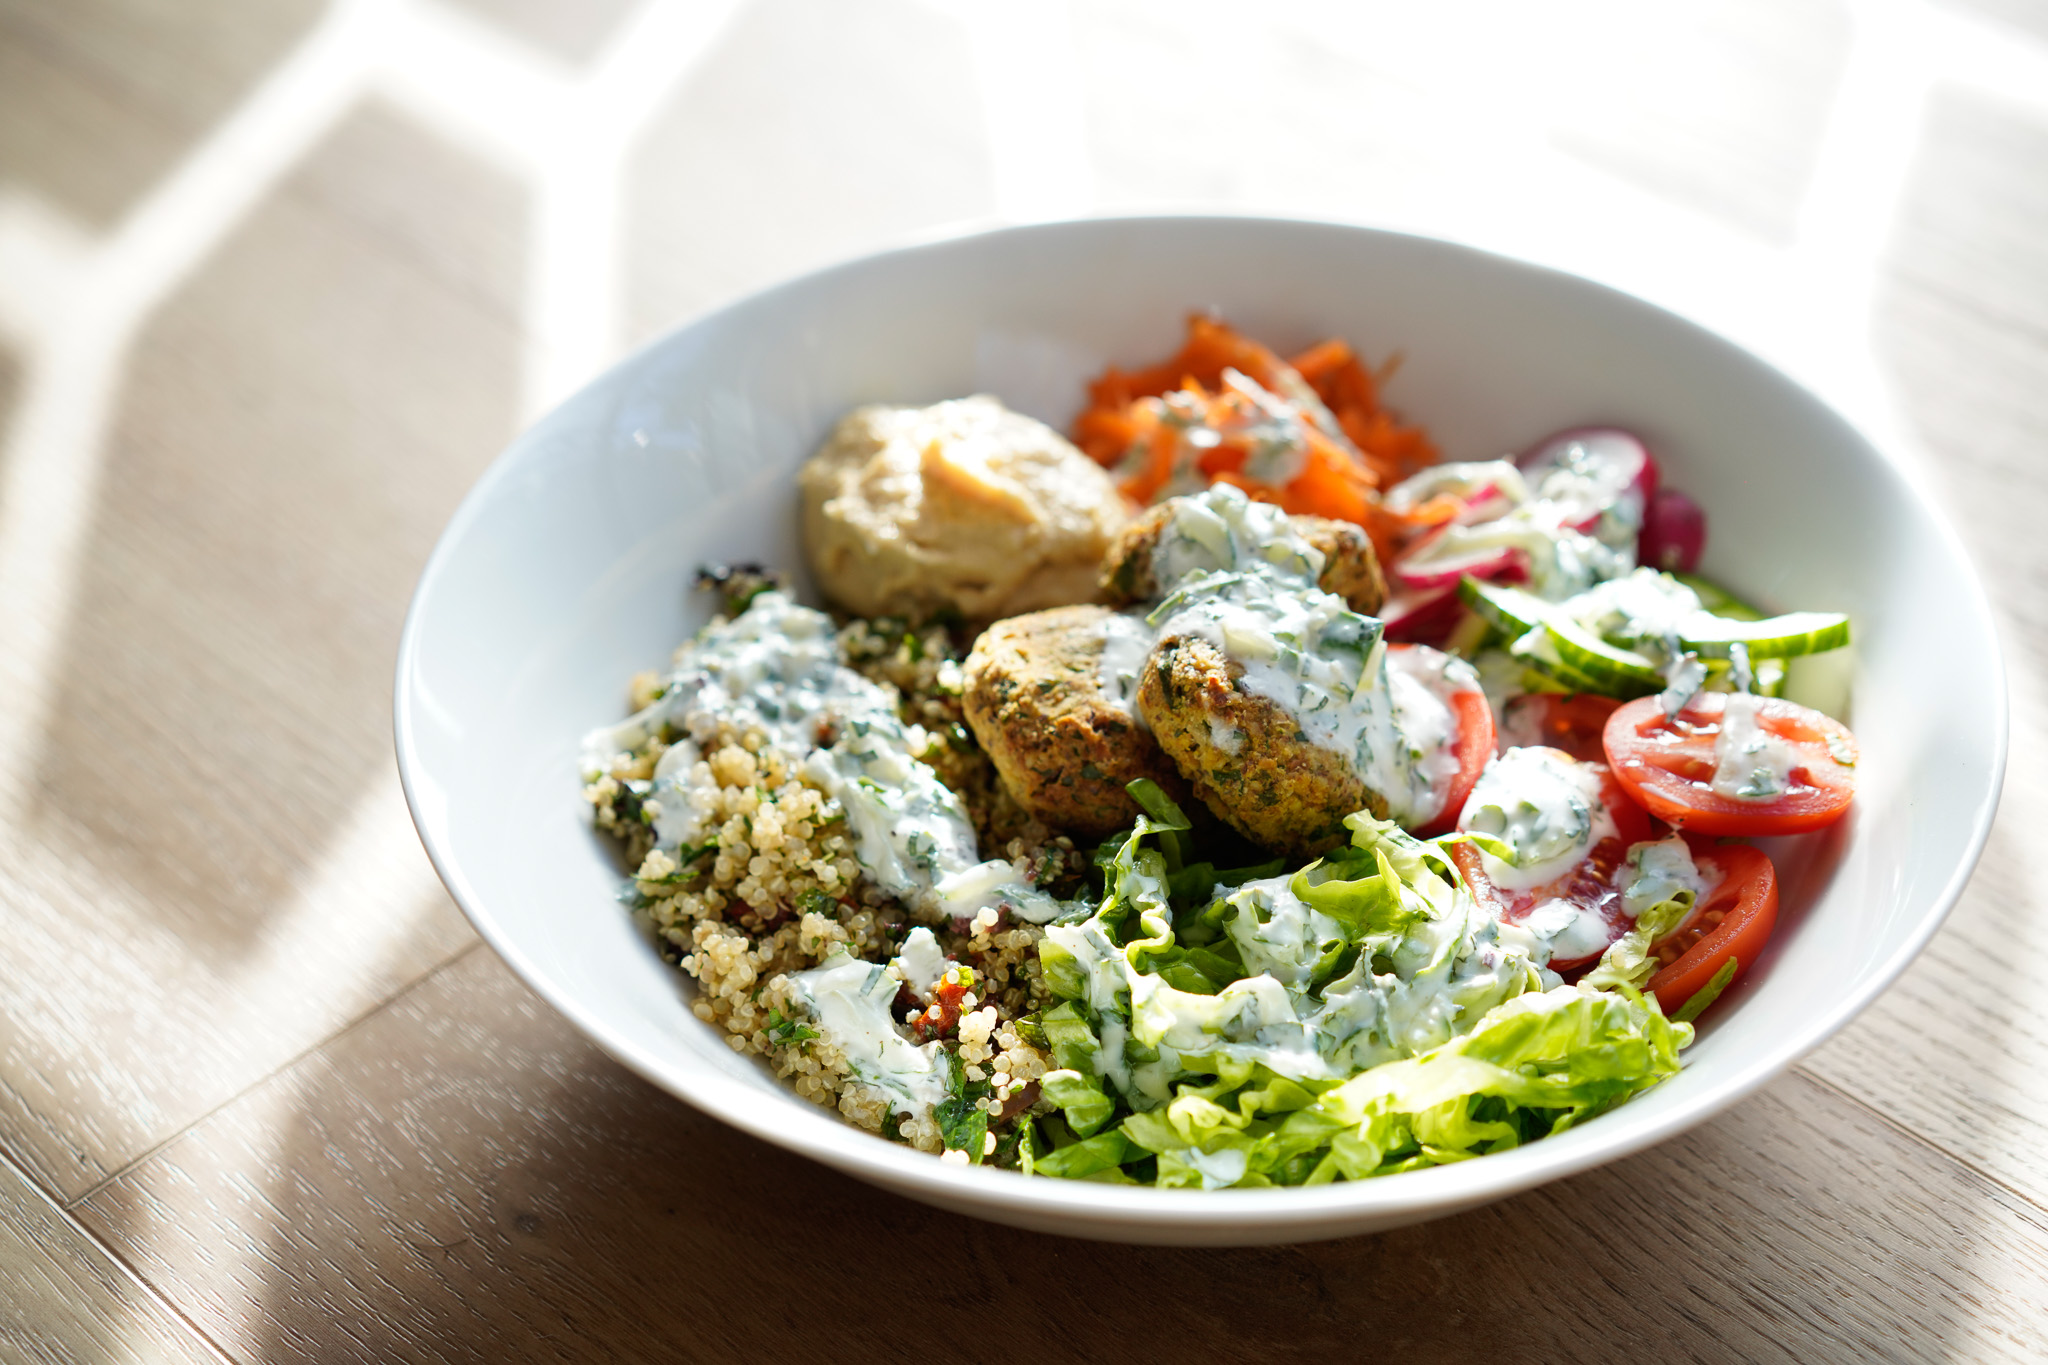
xmin=1583 ymin=836 xmax=1704 ymax=991
xmin=1671 ymin=956 xmax=1739 ymax=1024
xmin=1022 ymin=782 xmax=1691 ymax=1188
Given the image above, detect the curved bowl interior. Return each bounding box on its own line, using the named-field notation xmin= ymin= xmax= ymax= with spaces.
xmin=396 ymin=217 xmax=2004 ymax=1246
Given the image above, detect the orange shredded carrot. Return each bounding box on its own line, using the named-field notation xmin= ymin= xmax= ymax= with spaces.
xmin=1073 ymin=314 xmax=1444 ymax=558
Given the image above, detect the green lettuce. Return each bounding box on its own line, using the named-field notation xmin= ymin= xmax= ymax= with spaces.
xmin=1115 ymin=986 xmax=1690 ymax=1187
xmin=1023 ymin=783 xmax=1695 ymax=1188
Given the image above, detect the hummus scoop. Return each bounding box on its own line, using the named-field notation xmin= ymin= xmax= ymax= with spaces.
xmin=800 ymin=396 xmax=1128 ymax=622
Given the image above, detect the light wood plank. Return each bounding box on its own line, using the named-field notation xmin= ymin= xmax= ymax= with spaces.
xmin=1541 ymin=0 xmax=1852 ymax=243
xmin=440 ymin=0 xmax=645 ymax=66
xmin=0 ymin=1152 xmax=223 ymax=1365
xmin=620 ymin=0 xmax=996 ymax=346
xmin=0 ymin=104 xmax=514 ymax=1198
xmin=0 ymin=0 xmax=324 ymax=229
xmin=74 ymin=948 xmax=2048 ymax=1364
xmin=1074 ymin=0 xmax=1846 ymax=245
xmin=0 ymin=27 xmax=189 ymax=231
xmin=1804 ymin=85 xmax=2048 ymax=1205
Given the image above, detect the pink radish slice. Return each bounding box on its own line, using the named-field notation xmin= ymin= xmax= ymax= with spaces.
xmin=1391 ymin=522 xmax=1529 ymax=591
xmin=1639 ymin=487 xmax=1707 ymax=572
xmin=1517 ymin=427 xmax=1660 ymax=532
xmin=1382 ymin=586 xmax=1467 ymax=645
xmin=1392 ymin=542 xmax=1526 ymax=592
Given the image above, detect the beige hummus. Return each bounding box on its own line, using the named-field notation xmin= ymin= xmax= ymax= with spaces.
xmin=800 ymin=396 xmax=1129 ymax=621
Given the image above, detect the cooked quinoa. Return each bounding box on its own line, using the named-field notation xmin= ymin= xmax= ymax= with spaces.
xmin=582 ymin=594 xmax=1076 ymax=1163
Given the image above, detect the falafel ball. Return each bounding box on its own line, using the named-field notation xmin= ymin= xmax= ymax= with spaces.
xmin=962 ymin=604 xmax=1189 ymax=839
xmin=1100 ymin=501 xmax=1387 ymax=614
xmin=1136 ymin=633 xmax=1386 ymax=858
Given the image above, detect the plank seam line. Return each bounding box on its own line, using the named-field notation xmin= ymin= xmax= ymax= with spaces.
xmin=1793 ymin=1061 xmax=2048 ymax=1223
xmin=64 ymin=939 xmax=487 ymax=1212
xmin=0 ymin=1140 xmax=238 ymax=1365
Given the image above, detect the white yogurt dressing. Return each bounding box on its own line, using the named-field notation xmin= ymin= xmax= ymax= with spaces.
xmin=1139 ymin=486 xmax=1476 ymax=827
xmin=581 ymin=591 xmax=1060 ymax=923
xmin=1095 ymin=608 xmax=1156 ymax=720
xmin=1456 ymin=747 xmax=1616 ymax=892
xmin=1711 ymin=693 xmax=1805 ymax=801
xmin=790 ymin=951 xmax=949 ymax=1116
xmin=1619 ymin=836 xmax=1711 ymax=917
xmin=887 ymin=925 xmax=949 ymax=1002
xmin=1107 ymin=856 xmax=1558 ymax=1101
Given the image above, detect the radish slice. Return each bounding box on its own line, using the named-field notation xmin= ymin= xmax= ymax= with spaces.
xmin=1392 ymin=541 xmax=1527 ymax=592
xmin=1517 ymin=427 xmax=1659 ymax=537
xmin=1640 ymin=487 xmax=1707 ymax=572
xmin=1390 ymin=519 xmax=1533 ymax=592
xmin=1382 ymin=586 xmax=1468 ymax=644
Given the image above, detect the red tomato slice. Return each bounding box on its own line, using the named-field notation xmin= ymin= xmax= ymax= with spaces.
xmin=1405 ymin=650 xmax=1495 ymax=837
xmin=1602 ymin=692 xmax=1856 ymax=836
xmin=1648 ymin=839 xmax=1778 ymax=1015
xmin=1495 ymin=693 xmax=1621 ymax=763
xmin=1448 ymin=757 xmax=1655 ymax=970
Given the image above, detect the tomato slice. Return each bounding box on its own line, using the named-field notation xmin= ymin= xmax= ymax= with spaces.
xmin=1648 ymin=839 xmax=1778 ymax=1015
xmin=1448 ymin=756 xmax=1655 ymax=970
xmin=1406 ymin=655 xmax=1495 ymax=837
xmin=1496 ymin=693 xmax=1621 ymax=763
xmin=1602 ymin=692 xmax=1856 ymax=836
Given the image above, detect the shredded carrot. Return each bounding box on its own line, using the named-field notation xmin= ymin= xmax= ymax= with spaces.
xmin=1073 ymin=314 xmax=1444 ymax=561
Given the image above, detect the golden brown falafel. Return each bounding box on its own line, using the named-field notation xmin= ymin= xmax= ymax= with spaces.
xmin=1136 ymin=633 xmax=1386 ymax=858
xmin=1100 ymin=503 xmax=1387 ymax=614
xmin=961 ymin=605 xmax=1189 ymax=839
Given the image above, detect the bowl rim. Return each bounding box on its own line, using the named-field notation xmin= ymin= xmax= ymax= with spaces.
xmin=393 ymin=211 xmax=2009 ymax=1235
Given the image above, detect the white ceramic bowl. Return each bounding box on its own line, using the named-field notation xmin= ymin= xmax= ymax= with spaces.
xmin=395 ymin=216 xmax=2005 ymax=1246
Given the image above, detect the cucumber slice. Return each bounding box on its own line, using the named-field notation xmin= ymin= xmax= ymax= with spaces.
xmin=1541 ymin=617 xmax=1664 ymax=696
xmin=1458 ymin=577 xmax=1550 ymax=635
xmin=1674 ymin=572 xmax=1761 ymax=621
xmin=1702 ymin=656 xmax=1787 ymax=698
xmin=1674 ymin=573 xmax=1849 ymax=658
xmin=1507 ymin=626 xmax=1606 ymax=693
xmin=1678 ymin=611 xmax=1850 ymax=660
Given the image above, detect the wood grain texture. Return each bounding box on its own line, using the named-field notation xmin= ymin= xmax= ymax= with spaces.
xmin=0 ymin=25 xmax=190 ymax=231
xmin=0 ymin=104 xmax=507 ymax=1197
xmin=1074 ymin=0 xmax=1846 ymax=244
xmin=621 ymin=0 xmax=995 ymax=346
xmin=1542 ymin=0 xmax=1851 ymax=243
xmin=0 ymin=1152 xmax=223 ymax=1365
xmin=1803 ymin=85 xmax=2048 ymax=1205
xmin=73 ymin=948 xmax=2048 ymax=1364
xmin=0 ymin=0 xmax=324 ymax=228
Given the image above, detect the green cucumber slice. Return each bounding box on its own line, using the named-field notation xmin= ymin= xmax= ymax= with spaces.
xmin=1458 ymin=577 xmax=1550 ymax=635
xmin=1674 ymin=572 xmax=1761 ymax=621
xmin=1507 ymin=626 xmax=1606 ymax=693
xmin=1541 ymin=617 xmax=1664 ymax=696
xmin=1678 ymin=611 xmax=1850 ymax=660
xmin=1701 ymin=656 xmax=1787 ymax=698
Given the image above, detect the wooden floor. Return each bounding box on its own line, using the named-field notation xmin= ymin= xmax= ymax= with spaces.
xmin=3 ymin=0 xmax=2047 ymax=1359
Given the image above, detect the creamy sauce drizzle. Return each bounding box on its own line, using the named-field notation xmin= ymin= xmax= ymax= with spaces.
xmin=1138 ymin=486 xmax=1475 ymax=827
xmin=1110 ymin=859 xmax=1559 ymax=1090
xmin=1457 ymin=747 xmax=1616 ymax=892
xmin=581 ymin=591 xmax=1059 ymax=923
xmin=1711 ymin=693 xmax=1804 ymax=801
xmin=1096 ymin=608 xmax=1155 ymax=721
xmin=790 ymin=951 xmax=949 ymax=1115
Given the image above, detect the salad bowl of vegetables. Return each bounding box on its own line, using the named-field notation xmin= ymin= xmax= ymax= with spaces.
xmin=395 ymin=215 xmax=2005 ymax=1244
